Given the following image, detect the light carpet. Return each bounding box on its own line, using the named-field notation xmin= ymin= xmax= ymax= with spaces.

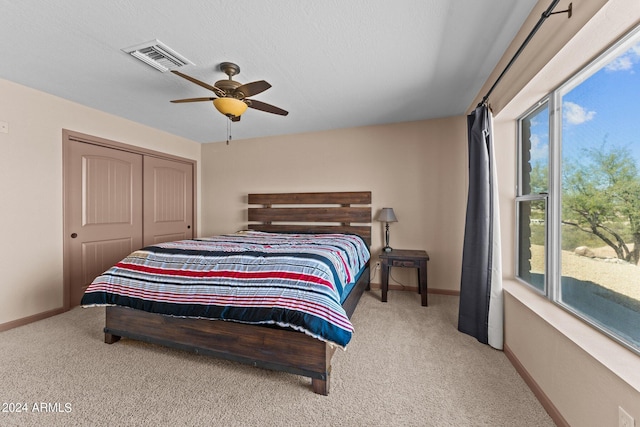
xmin=0 ymin=291 xmax=554 ymax=426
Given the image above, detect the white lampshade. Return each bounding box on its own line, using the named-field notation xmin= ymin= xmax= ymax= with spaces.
xmin=376 ymin=207 xmax=398 ymax=223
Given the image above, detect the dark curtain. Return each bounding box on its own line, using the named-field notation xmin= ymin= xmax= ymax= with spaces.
xmin=458 ymin=104 xmax=503 ymax=350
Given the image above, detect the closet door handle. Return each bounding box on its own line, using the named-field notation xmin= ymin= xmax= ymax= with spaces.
xmin=71 ymin=233 xmax=78 ymax=238
xmin=187 ymin=225 xmax=191 ymax=229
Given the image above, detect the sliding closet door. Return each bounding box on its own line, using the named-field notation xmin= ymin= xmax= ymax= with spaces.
xmin=64 ymin=140 xmax=143 ymax=306
xmin=143 ymin=156 xmax=194 ymax=246
xmin=64 ymin=131 xmax=196 ymax=309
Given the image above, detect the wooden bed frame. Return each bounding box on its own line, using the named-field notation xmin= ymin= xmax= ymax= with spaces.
xmin=103 ymin=191 xmax=372 ymax=395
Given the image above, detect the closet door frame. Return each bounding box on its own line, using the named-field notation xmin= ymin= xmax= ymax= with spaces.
xmin=62 ymin=129 xmax=197 ymax=311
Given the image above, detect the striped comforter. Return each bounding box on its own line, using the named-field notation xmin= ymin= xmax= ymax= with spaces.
xmin=81 ymin=231 xmax=370 ymax=348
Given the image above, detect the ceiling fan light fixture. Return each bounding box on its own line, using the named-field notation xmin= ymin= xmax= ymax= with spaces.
xmin=213 ymin=97 xmax=248 ymax=118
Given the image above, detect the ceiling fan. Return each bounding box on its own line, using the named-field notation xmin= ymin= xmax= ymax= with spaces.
xmin=170 ymin=62 xmax=288 ymax=122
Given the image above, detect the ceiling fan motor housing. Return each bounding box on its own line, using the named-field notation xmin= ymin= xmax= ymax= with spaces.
xmin=215 ymin=79 xmax=244 ymax=98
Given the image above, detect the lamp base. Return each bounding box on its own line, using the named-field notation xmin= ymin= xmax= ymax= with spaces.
xmin=383 ymin=246 xmax=393 ymax=252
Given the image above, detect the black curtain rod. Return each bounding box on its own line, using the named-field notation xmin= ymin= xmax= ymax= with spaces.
xmin=477 ymin=0 xmax=572 ymax=108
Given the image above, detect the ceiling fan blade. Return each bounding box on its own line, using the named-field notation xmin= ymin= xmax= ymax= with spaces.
xmin=235 ymin=80 xmax=271 ymax=98
xmin=170 ymin=97 xmax=216 ymax=103
xmin=171 ymin=70 xmax=225 ymax=96
xmin=246 ymin=99 xmax=289 ymax=116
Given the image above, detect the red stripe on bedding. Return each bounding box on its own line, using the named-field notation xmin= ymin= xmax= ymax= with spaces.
xmin=116 ymin=262 xmax=336 ymax=290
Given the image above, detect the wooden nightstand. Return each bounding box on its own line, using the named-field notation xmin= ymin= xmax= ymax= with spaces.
xmin=379 ymin=249 xmax=429 ymax=306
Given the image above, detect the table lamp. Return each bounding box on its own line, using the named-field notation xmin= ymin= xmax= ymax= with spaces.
xmin=376 ymin=208 xmax=398 ymax=252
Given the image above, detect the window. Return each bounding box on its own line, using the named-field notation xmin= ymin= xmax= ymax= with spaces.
xmin=517 ymin=101 xmax=549 ymax=293
xmin=516 ymin=25 xmax=640 ymax=354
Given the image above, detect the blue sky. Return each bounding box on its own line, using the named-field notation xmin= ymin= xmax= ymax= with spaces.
xmin=528 ymin=37 xmax=640 ymax=165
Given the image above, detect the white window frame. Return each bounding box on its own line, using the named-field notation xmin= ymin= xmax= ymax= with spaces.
xmin=515 ymin=24 xmax=640 ymax=355
xmin=515 ymin=99 xmax=550 ymax=295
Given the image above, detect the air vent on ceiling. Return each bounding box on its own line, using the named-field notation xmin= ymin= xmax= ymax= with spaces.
xmin=121 ymin=39 xmax=193 ymax=72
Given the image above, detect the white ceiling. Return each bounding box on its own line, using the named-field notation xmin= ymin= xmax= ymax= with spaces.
xmin=0 ymin=0 xmax=537 ymax=144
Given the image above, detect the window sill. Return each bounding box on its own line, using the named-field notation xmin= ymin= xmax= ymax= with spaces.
xmin=503 ymin=279 xmax=640 ymax=393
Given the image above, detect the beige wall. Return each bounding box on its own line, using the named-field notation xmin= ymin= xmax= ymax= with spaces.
xmin=495 ymin=1 xmax=640 ymax=425
xmin=201 ymin=117 xmax=468 ymax=292
xmin=0 ymin=78 xmax=201 ymax=326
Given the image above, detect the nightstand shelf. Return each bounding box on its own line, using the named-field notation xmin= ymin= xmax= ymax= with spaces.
xmin=379 ymin=249 xmax=429 ymax=306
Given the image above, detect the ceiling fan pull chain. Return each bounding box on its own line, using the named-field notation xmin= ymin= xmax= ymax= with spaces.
xmin=226 ymin=117 xmax=232 ymax=145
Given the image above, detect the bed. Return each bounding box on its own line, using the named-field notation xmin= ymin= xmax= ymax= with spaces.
xmin=81 ymin=191 xmax=372 ymax=395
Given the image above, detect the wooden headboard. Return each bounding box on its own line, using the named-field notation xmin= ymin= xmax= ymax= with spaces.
xmin=247 ymin=191 xmax=372 ymax=245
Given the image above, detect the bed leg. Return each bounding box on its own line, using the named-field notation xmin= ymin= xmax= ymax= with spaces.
xmin=104 ymin=333 xmax=121 ymax=344
xmin=312 ymin=374 xmax=330 ymax=396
